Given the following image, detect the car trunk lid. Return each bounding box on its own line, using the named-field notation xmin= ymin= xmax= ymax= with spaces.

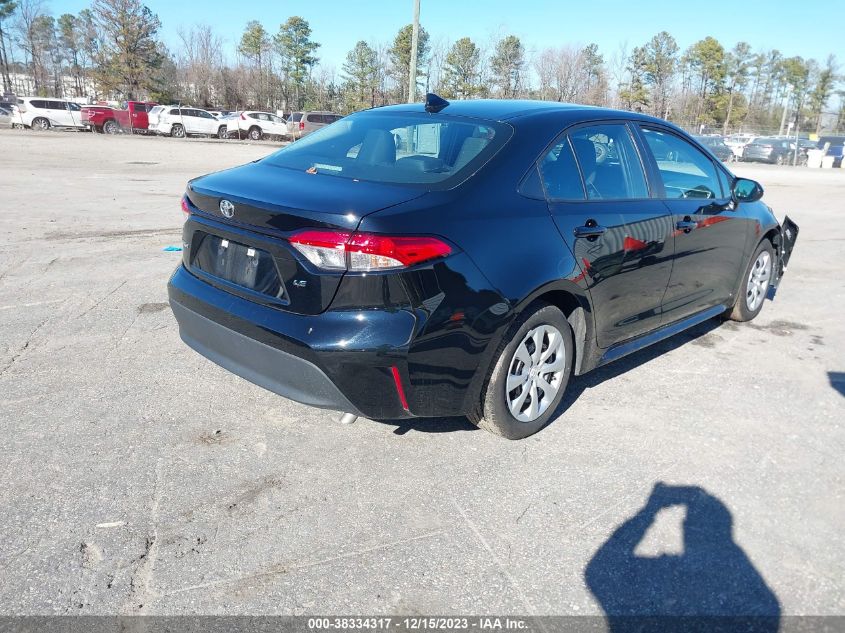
xmin=183 ymin=160 xmax=425 ymax=314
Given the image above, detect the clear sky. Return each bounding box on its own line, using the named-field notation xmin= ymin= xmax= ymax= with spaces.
xmin=44 ymin=0 xmax=843 ymax=72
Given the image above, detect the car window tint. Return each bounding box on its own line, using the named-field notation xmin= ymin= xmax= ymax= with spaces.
xmin=568 ymin=124 xmax=648 ymax=200
xmin=291 ymin=113 xmax=302 ymax=122
xmin=258 ymin=113 xmax=270 ymax=121
xmin=30 ymin=100 xmax=46 ymax=109
xmin=68 ymin=102 xmax=81 ymax=111
xmin=270 ymin=115 xmax=284 ymax=123
xmin=641 ymin=128 xmax=721 ymax=199
xmin=311 ymin=114 xmax=325 ymax=124
xmin=169 ymin=108 xmax=180 ymax=115
xmin=540 ymin=138 xmax=585 ymax=200
xmin=324 ymin=115 xmax=341 ymax=124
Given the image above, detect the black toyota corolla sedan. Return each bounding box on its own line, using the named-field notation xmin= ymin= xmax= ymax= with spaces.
xmin=168 ymin=95 xmax=798 ymax=439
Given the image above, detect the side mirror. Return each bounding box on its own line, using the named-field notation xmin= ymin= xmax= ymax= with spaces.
xmin=733 ymin=178 xmax=764 ymax=203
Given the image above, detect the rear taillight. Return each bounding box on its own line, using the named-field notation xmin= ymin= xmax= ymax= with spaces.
xmin=299 ymin=120 xmax=305 ymax=130
xmin=288 ymin=230 xmax=452 ymax=271
xmin=240 ymin=112 xmax=246 ymax=120
xmin=181 ymin=195 xmax=190 ymax=220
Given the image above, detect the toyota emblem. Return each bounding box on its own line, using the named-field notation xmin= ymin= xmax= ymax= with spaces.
xmin=219 ymin=199 xmax=235 ymax=218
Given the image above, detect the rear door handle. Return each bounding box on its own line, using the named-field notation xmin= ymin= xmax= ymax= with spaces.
xmin=676 ymin=219 xmax=697 ymax=233
xmin=574 ymin=221 xmax=607 ymax=239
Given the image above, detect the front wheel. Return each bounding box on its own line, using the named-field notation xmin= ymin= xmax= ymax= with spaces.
xmin=775 ymin=154 xmax=785 ymax=165
xmin=217 ymin=125 xmax=228 ymax=139
xmin=726 ymin=241 xmax=775 ymax=322
xmin=469 ymin=303 xmax=574 ymax=439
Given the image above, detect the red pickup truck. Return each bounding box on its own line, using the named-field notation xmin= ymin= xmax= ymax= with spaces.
xmin=80 ymin=101 xmax=158 ymax=134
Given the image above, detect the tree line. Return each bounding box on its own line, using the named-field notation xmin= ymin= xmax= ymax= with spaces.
xmin=0 ymin=0 xmax=842 ymax=134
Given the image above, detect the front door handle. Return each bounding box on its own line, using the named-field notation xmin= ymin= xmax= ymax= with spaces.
xmin=574 ymin=220 xmax=607 ymax=239
xmin=676 ymin=218 xmax=698 ymax=233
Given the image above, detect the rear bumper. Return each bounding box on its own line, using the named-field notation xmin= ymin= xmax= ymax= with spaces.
xmin=171 ymin=299 xmax=364 ymax=415
xmin=168 ymin=265 xmax=418 ymax=419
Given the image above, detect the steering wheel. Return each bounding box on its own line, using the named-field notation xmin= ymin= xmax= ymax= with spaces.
xmin=594 ymin=142 xmax=609 ymax=165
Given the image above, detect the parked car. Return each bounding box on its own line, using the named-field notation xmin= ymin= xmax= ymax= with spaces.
xmin=10 ymin=97 xmax=87 ymax=130
xmin=693 ymin=135 xmax=734 ymax=162
xmin=817 ymin=135 xmax=845 ymax=168
xmin=286 ymin=110 xmax=342 ymax=139
xmin=723 ymin=134 xmax=756 ymax=160
xmin=741 ymin=137 xmax=795 ymax=164
xmin=226 ymin=110 xmax=288 ymax=140
xmin=80 ymin=101 xmax=158 ymax=134
xmin=155 ymin=107 xmax=227 ymax=138
xmin=168 ymin=96 xmax=798 ymax=440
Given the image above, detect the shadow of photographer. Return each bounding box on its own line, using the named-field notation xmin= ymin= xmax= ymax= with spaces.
xmin=585 ymin=483 xmax=780 ymax=633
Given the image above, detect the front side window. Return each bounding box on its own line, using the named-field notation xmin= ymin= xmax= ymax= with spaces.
xmin=641 ymin=128 xmax=721 ymax=199
xmin=568 ymin=124 xmax=649 ymax=200
xmin=68 ymin=102 xmax=81 ymax=111
xmin=263 ymin=111 xmax=511 ymax=188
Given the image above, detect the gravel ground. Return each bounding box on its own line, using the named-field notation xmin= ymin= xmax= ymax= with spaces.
xmin=0 ymin=129 xmax=842 ymax=619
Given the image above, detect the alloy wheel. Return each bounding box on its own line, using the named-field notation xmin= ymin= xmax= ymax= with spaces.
xmin=505 ymin=324 xmax=566 ymax=423
xmin=746 ymin=250 xmax=772 ymax=312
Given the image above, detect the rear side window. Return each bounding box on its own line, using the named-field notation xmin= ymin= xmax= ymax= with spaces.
xmin=641 ymin=128 xmax=721 ymax=199
xmin=569 ymin=124 xmax=649 ymax=200
xmin=263 ymin=111 xmax=511 ymax=188
xmin=540 ymin=138 xmax=585 ymax=200
xmin=290 ymin=112 xmax=303 ymax=122
xmin=308 ymin=114 xmax=324 ymax=124
xmin=30 ymin=100 xmax=47 ymax=109
xmin=324 ymin=114 xmax=341 ymax=124
xmin=169 ymin=108 xmax=180 ymax=115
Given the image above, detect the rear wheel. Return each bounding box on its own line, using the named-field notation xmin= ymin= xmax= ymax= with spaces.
xmin=103 ymin=119 xmax=119 ymax=134
xmin=31 ymin=117 xmax=50 ymax=130
xmin=171 ymin=124 xmax=185 ymax=138
xmin=469 ymin=303 xmax=573 ymax=440
xmin=217 ymin=125 xmax=228 ymax=139
xmin=248 ymin=126 xmax=262 ymax=141
xmin=726 ymin=241 xmax=774 ymax=322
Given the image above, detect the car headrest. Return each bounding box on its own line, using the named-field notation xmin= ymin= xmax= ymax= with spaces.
xmin=357 ymin=129 xmax=396 ymax=165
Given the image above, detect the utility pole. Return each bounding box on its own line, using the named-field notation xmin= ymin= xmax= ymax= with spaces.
xmin=408 ymin=0 xmax=420 ymax=103
xmin=778 ymin=87 xmax=792 ymax=136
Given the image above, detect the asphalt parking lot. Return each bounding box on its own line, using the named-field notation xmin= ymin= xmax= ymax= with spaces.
xmin=0 ymin=129 xmax=842 ymax=618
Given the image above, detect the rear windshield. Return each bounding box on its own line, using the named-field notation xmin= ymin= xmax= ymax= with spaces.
xmin=263 ymin=111 xmax=511 ymax=189
xmin=290 ymin=112 xmax=303 ymax=122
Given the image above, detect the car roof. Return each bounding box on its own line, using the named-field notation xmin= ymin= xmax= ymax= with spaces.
xmin=369 ymin=99 xmax=672 ymax=125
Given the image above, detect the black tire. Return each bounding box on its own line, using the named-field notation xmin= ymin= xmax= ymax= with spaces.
xmin=217 ymin=125 xmax=228 ymax=139
xmin=31 ymin=117 xmax=50 ymax=130
xmin=170 ymin=124 xmax=185 ymax=138
xmin=726 ymin=240 xmax=775 ymax=322
xmin=775 ymin=154 xmax=784 ymax=165
xmin=248 ymin=126 xmax=262 ymax=141
xmin=469 ymin=303 xmax=574 ymax=440
xmin=103 ymin=119 xmax=119 ymax=134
